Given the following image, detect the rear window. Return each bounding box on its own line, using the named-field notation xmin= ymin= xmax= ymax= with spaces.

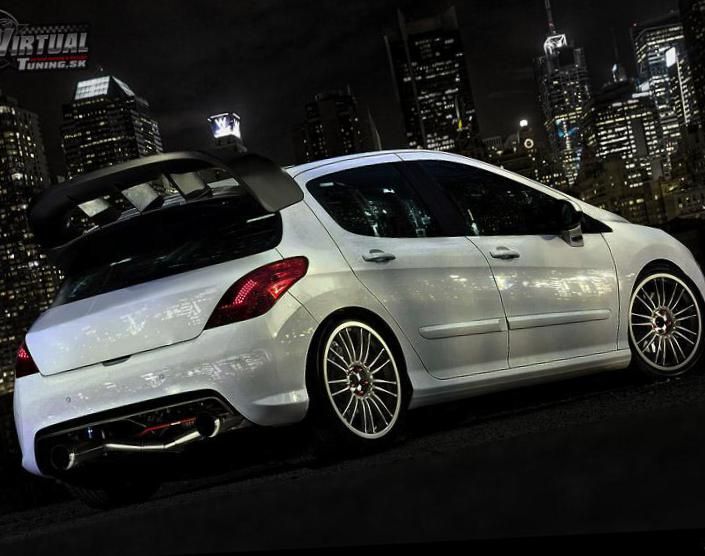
xmin=53 ymin=194 xmax=282 ymax=306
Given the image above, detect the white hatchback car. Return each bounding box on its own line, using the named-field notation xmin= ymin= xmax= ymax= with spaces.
xmin=14 ymin=149 xmax=705 ymax=507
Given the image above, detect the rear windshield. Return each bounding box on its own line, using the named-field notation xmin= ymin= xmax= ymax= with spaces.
xmin=53 ymin=194 xmax=282 ymax=306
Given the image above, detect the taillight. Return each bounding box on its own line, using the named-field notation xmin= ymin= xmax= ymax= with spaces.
xmin=205 ymin=257 xmax=309 ymax=329
xmin=16 ymin=340 xmax=39 ymax=378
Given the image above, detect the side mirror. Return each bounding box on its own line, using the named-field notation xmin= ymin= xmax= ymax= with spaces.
xmin=557 ymin=199 xmax=584 ymax=247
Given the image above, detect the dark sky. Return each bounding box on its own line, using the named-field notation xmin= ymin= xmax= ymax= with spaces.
xmin=1 ymin=0 xmax=679 ymax=176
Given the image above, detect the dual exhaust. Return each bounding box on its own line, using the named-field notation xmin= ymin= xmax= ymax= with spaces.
xmin=50 ymin=413 xmax=240 ymax=472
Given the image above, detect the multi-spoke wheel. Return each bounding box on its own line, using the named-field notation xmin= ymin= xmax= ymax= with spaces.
xmin=629 ymin=270 xmax=703 ymax=377
xmin=309 ymin=319 xmax=407 ymax=452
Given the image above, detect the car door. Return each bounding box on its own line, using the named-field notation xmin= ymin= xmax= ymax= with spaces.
xmin=401 ymin=153 xmax=619 ymax=369
xmin=297 ymin=154 xmax=508 ymax=379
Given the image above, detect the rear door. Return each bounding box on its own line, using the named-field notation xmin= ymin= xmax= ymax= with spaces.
xmin=297 ymin=155 xmax=509 ymax=379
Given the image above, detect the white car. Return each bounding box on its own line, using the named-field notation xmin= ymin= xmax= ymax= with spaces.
xmin=13 ymin=149 xmax=704 ymax=507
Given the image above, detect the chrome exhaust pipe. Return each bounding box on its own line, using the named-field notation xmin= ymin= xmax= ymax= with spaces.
xmin=50 ymin=413 xmax=243 ymax=472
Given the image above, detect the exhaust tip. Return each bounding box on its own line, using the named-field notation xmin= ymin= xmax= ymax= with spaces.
xmin=50 ymin=445 xmax=75 ymax=472
xmin=194 ymin=414 xmax=220 ymax=439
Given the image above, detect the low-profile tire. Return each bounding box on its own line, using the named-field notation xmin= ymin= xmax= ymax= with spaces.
xmin=628 ymin=264 xmax=704 ymax=378
xmin=307 ymin=318 xmax=410 ymax=458
xmin=63 ymin=471 xmax=161 ymax=510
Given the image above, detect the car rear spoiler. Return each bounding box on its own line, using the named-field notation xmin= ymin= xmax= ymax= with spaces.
xmin=28 ymin=150 xmax=303 ymax=250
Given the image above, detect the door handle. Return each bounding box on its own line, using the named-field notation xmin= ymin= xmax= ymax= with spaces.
xmin=362 ymin=249 xmax=396 ymax=263
xmin=490 ymin=247 xmax=520 ymax=260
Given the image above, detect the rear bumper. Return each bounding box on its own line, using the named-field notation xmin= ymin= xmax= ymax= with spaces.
xmin=14 ymin=294 xmax=317 ymax=476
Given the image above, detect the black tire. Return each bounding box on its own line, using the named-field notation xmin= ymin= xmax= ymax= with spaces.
xmin=628 ymin=264 xmax=705 ymax=379
xmin=63 ymin=471 xmax=161 ymax=510
xmin=306 ymin=318 xmax=410 ymax=458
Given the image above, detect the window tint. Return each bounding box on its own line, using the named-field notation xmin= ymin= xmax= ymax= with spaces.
xmin=307 ymin=163 xmax=441 ymax=238
xmin=54 ymin=195 xmax=281 ymax=306
xmin=419 ymin=161 xmax=563 ymax=236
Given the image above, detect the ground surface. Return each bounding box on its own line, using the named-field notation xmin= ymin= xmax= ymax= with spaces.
xmin=2 ymin=368 xmax=705 ymax=554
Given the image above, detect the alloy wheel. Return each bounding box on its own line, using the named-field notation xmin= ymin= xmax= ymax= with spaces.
xmin=323 ymin=321 xmax=402 ymax=439
xmin=629 ymin=273 xmax=702 ymax=374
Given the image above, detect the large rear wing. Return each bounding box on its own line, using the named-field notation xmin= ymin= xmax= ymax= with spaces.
xmin=29 ymin=150 xmax=303 ymax=250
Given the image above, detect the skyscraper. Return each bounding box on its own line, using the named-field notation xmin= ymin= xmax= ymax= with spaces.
xmin=0 ymin=91 xmax=60 ymax=394
xmin=385 ymin=6 xmax=478 ymax=152
xmin=578 ymin=79 xmax=666 ymax=225
xmin=293 ymin=88 xmax=381 ymax=164
xmin=632 ymin=12 xmax=697 ymax=158
xmin=680 ymin=0 xmax=705 ymax=122
xmin=535 ymin=0 xmax=592 ymax=187
xmin=61 ymin=75 xmax=163 ymax=178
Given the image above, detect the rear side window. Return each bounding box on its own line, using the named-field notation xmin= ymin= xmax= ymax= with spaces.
xmin=306 ymin=163 xmax=441 ymax=238
xmin=54 ymin=195 xmax=281 ymax=306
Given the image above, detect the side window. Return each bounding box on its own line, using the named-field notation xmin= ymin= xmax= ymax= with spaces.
xmin=419 ymin=161 xmax=563 ymax=236
xmin=306 ymin=163 xmax=441 ymax=238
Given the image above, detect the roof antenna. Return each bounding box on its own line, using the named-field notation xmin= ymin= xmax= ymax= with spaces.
xmin=545 ymin=0 xmax=557 ymax=35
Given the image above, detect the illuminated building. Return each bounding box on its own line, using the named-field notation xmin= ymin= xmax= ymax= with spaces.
xmin=578 ymin=79 xmax=666 ymax=225
xmin=535 ymin=0 xmax=592 ymax=187
xmin=61 ymin=75 xmax=163 ymax=178
xmin=207 ymin=112 xmax=246 ymax=151
xmin=632 ymin=12 xmax=697 ymax=159
xmin=481 ymin=120 xmax=567 ymax=189
xmin=0 ymin=91 xmax=60 ymax=394
xmin=293 ymin=88 xmax=381 ymax=164
xmin=385 ymin=6 xmax=478 ymax=152
xmin=680 ymin=0 xmax=705 ymax=122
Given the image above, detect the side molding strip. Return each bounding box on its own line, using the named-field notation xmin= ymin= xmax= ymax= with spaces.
xmin=508 ymin=309 xmax=612 ymax=330
xmin=419 ymin=318 xmax=506 ymax=340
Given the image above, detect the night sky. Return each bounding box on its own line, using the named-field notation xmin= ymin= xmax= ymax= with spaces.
xmin=1 ymin=0 xmax=679 ymax=177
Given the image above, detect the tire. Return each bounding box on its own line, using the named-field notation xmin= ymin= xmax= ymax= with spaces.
xmin=63 ymin=471 xmax=161 ymax=510
xmin=628 ymin=264 xmax=704 ymax=378
xmin=307 ymin=318 xmax=410 ymax=457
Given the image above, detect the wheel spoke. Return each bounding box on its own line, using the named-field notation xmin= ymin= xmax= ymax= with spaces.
xmin=342 ymin=394 xmax=355 ymax=417
xmin=335 ymin=333 xmax=354 ymax=364
xmin=641 ymin=334 xmax=657 ymax=355
xmin=667 ymin=282 xmax=679 ymax=308
xmin=667 ymin=338 xmax=680 ymax=364
xmin=368 ymin=397 xmax=389 ymax=427
xmin=344 ymin=329 xmax=357 ymax=361
xmin=363 ymin=330 xmax=372 ymax=365
xmin=371 ymin=359 xmax=390 ymax=375
xmin=636 ymin=293 xmax=656 ymax=312
xmin=372 ymin=393 xmax=394 ymax=418
xmin=331 ymin=386 xmax=349 ymax=397
xmin=674 ymin=330 xmax=695 ymax=345
xmin=674 ymin=305 xmax=696 ymax=318
xmin=329 ymin=344 xmax=351 ymax=367
xmin=327 ymin=358 xmax=350 ymax=374
xmin=361 ymin=399 xmax=370 ymax=433
xmin=373 ymin=379 xmax=398 ymax=385
xmin=672 ymin=336 xmax=687 ymax=361
xmin=368 ymin=348 xmax=386 ymax=370
xmin=375 ymin=386 xmax=398 ymax=398
xmin=632 ymin=312 xmax=653 ymax=320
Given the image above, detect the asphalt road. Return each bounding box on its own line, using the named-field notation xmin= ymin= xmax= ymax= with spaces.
xmin=3 ymin=367 xmax=705 ymax=554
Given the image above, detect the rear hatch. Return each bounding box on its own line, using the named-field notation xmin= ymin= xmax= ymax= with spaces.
xmin=27 ymin=192 xmax=283 ymax=376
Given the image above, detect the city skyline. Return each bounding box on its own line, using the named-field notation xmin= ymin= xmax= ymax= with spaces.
xmin=0 ymin=0 xmax=680 ymax=176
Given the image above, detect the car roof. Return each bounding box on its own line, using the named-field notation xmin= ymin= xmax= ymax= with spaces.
xmin=286 ymin=149 xmax=459 ymax=178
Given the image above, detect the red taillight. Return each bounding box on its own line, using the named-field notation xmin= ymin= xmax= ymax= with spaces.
xmin=205 ymin=257 xmax=309 ymax=329
xmin=16 ymin=340 xmax=39 ymax=378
